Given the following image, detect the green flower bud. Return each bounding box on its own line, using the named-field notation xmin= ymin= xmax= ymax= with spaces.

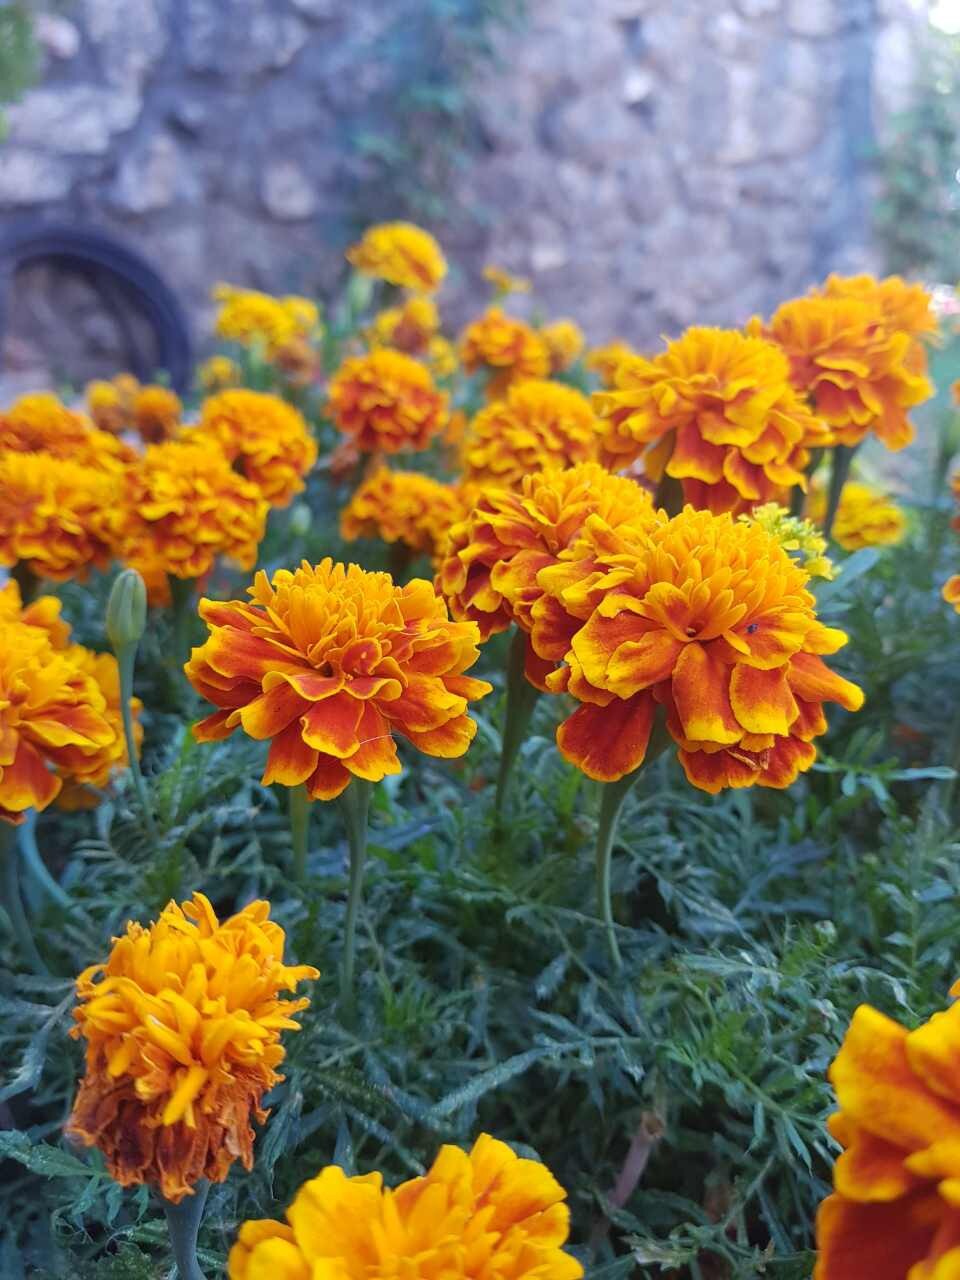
xmin=106 ymin=568 xmax=147 ymax=653
xmin=289 ymin=501 xmax=312 ymax=537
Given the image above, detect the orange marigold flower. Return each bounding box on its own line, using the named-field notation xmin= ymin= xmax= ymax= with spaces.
xmin=116 ymin=441 xmax=268 ymax=581
xmin=86 ymin=379 xmax=129 ymax=434
xmin=188 ymin=389 xmax=318 ymax=508
xmin=340 ymin=467 xmax=467 ymax=560
xmin=594 ymin=327 xmax=830 ymax=515
xmin=198 ymin=354 xmax=241 ymax=392
xmin=760 ymin=295 xmax=933 ymax=451
xmin=0 ymin=578 xmax=71 ymax=647
xmin=368 ymin=295 xmax=439 ymax=356
xmin=1 ymin=391 xmax=134 ymax=472
xmin=944 ymin=575 xmax=960 ymax=612
xmin=807 ymin=480 xmax=907 ymax=551
xmin=346 ymin=221 xmax=447 ymax=292
xmin=586 ymin=340 xmax=636 ymax=387
xmin=459 ymin=307 xmax=551 ymax=399
xmin=821 ymin=272 xmax=937 ymax=339
xmin=213 ymin=284 xmax=319 ymax=355
xmin=184 ymin=559 xmax=491 ymax=801
xmin=228 ymin=1131 xmax=583 ymax=1280
xmin=66 ymin=892 xmax=318 ymax=1203
xmin=542 ymin=505 xmax=863 ymax=789
xmin=326 ymin=348 xmax=449 ymax=455
xmin=813 ymin=992 xmax=960 ymax=1280
xmin=461 ymin=379 xmax=603 ymax=490
xmin=0 ymin=620 xmax=117 ymax=824
xmin=133 ymin=384 xmax=181 ymax=444
xmin=542 ymin=318 xmax=585 ymax=373
xmin=0 ymin=451 xmax=119 ymax=581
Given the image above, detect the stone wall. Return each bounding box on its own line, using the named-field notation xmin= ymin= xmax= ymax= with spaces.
xmin=0 ymin=0 xmax=924 ymax=367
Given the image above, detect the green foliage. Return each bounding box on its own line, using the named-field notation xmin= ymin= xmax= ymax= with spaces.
xmin=0 ymin=2 xmax=39 ymax=136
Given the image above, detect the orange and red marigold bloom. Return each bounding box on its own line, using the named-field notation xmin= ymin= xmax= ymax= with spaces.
xmin=346 ymin=221 xmax=447 ymax=293
xmin=368 ymin=295 xmax=439 ymax=357
xmin=228 ymin=1132 xmax=583 ymax=1280
xmin=184 ymin=559 xmax=491 ymax=802
xmin=1 ymin=391 xmax=134 ymax=473
xmin=326 ymin=348 xmax=449 ymax=455
xmin=132 ymin=384 xmax=182 ymax=444
xmin=340 ymin=467 xmax=467 ymax=561
xmin=814 ymin=989 xmax=960 ymax=1280
xmin=459 ymin=307 xmax=551 ymax=399
xmin=66 ymin=892 xmax=318 ymax=1203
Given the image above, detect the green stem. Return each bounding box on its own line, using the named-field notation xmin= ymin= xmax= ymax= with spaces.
xmin=388 ymin=541 xmax=414 ymax=583
xmin=653 ymin=472 xmax=684 ymax=517
xmin=823 ymin=444 xmax=857 ymax=541
xmin=161 ymin=1181 xmax=209 ymax=1280
xmin=338 ymin=779 xmax=373 ymax=1021
xmin=0 ymin=821 xmax=47 ymax=972
xmin=168 ymin=576 xmax=198 ymax=667
xmin=18 ymin=809 xmax=71 ymax=909
xmin=117 ymin=646 xmax=158 ymax=839
xmin=11 ymin=560 xmax=39 ymax=604
xmin=289 ymin=784 xmax=310 ymax=883
xmin=595 ymin=774 xmax=637 ymax=970
xmin=494 ymin=627 xmax=541 ymax=819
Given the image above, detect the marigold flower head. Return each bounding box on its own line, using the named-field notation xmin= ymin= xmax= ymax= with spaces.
xmin=428 ymin=335 xmax=458 ymax=380
xmin=1 ymin=391 xmax=134 ymax=472
xmin=198 ymin=354 xmax=242 ymax=392
xmin=133 ymin=384 xmax=181 ymax=444
xmin=116 ymin=441 xmax=268 ymax=582
xmin=821 ymin=272 xmax=937 ymax=339
xmin=807 ymin=480 xmax=907 ymax=552
xmin=461 ymin=379 xmax=603 ymax=491
xmin=483 ymin=264 xmax=532 ymax=297
xmin=66 ymin=892 xmax=318 ymax=1203
xmin=944 ymin=575 xmax=960 ymax=612
xmin=0 ymin=579 xmax=70 ymax=647
xmin=813 ymin=990 xmax=960 ymax=1280
xmin=346 ymin=221 xmax=447 ymax=292
xmin=272 ymin=335 xmax=321 ymax=387
xmin=188 ymin=389 xmax=318 ymax=508
xmin=340 ymin=467 xmax=467 ymax=560
xmin=326 ymin=348 xmax=449 ymax=455
xmin=368 ymin=295 xmax=439 ymax=356
xmin=586 ymin=340 xmax=636 ymax=387
xmin=542 ymin=319 xmax=585 ymax=373
xmin=228 ymin=1131 xmax=583 ymax=1280
xmin=594 ymin=327 xmax=831 ymax=515
xmin=184 ymin=559 xmax=491 ymax=801
xmin=213 ymin=284 xmax=319 ymax=355
xmin=541 ymin=505 xmax=863 ymax=789
xmin=0 ymin=451 xmax=120 ymax=581
xmin=741 ymin=503 xmax=835 ymax=579
xmin=760 ymin=294 xmax=933 ymax=451
xmin=459 ymin=307 xmax=551 ymax=399
xmin=86 ymin=379 xmax=130 ymax=434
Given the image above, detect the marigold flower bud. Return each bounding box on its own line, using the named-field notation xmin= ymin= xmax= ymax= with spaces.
xmin=106 ymin=569 xmax=147 ymax=653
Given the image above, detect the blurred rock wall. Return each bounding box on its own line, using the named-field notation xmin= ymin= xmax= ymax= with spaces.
xmin=0 ymin=0 xmax=923 ymax=353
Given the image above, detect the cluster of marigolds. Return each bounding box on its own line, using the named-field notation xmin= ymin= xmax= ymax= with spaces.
xmin=1 ymin=219 xmax=959 ymax=1277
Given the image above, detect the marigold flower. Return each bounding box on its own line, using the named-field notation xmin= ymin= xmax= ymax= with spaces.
xmin=213 ymin=284 xmax=319 ymax=355
xmin=86 ymin=379 xmax=129 ymax=434
xmin=814 ymin=990 xmax=960 ymax=1280
xmin=340 ymin=467 xmax=466 ymax=560
xmin=821 ymin=272 xmax=936 ymax=340
xmin=198 ymin=354 xmax=241 ymax=392
xmin=326 ymin=348 xmax=449 ymax=455
xmin=272 ymin=335 xmax=321 ymax=387
xmin=807 ymin=480 xmax=907 ymax=551
xmin=461 ymin=379 xmax=603 ymax=490
xmin=116 ymin=441 xmax=268 ymax=582
xmin=188 ymin=389 xmax=318 ymax=508
xmin=346 ymin=221 xmax=447 ymax=292
xmin=944 ymin=575 xmax=960 ymax=612
xmin=133 ymin=384 xmax=181 ymax=444
xmin=542 ymin=318 xmax=585 ymax=373
xmin=428 ymin=335 xmax=458 ymax=380
xmin=368 ymin=295 xmax=439 ymax=356
xmin=0 ymin=579 xmax=71 ymax=647
xmin=0 ymin=451 xmax=119 ymax=581
xmin=66 ymin=892 xmax=318 ymax=1203
xmin=594 ymin=327 xmax=830 ymax=515
xmin=586 ymin=340 xmax=636 ymax=387
xmin=760 ymin=294 xmax=933 ymax=451
xmin=0 ymin=620 xmax=117 ymax=823
xmin=483 ymin=264 xmax=532 ymax=296
xmin=459 ymin=307 xmax=551 ymax=399
xmin=184 ymin=559 xmax=491 ymax=801
xmin=2 ymin=391 xmax=134 ymax=472
xmin=228 ymin=1131 xmax=583 ymax=1280
xmin=541 ymin=505 xmax=863 ymax=789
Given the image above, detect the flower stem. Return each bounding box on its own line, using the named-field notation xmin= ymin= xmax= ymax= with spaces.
xmin=11 ymin=560 xmax=39 ymax=604
xmin=494 ymin=627 xmax=540 ymax=820
xmin=161 ymin=1181 xmax=209 ymax=1280
xmin=595 ymin=773 xmax=638 ymax=970
xmin=289 ymin=783 xmax=310 ymax=883
xmin=18 ymin=809 xmax=71 ymax=909
xmin=823 ymin=444 xmax=856 ymax=541
xmin=168 ymin=575 xmax=198 ymax=667
xmin=338 ymin=779 xmax=372 ymax=1021
xmin=0 ymin=820 xmax=47 ymax=972
xmin=791 ymin=447 xmax=824 ymax=518
xmin=117 ymin=645 xmax=158 ymax=840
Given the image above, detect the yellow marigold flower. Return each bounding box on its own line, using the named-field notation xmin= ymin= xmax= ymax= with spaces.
xmin=586 ymin=340 xmax=636 ymax=387
xmin=340 ymin=467 xmax=466 ymax=559
xmin=742 ymin=503 xmax=835 ymax=579
xmin=346 ymin=221 xmax=447 ymax=292
xmin=326 ymin=347 xmax=449 ymax=455
xmin=228 ymin=1131 xmax=583 ymax=1280
xmin=594 ymin=327 xmax=831 ymax=515
xmin=813 ymin=988 xmax=960 ymax=1280
xmin=184 ymin=559 xmax=491 ymax=801
xmin=0 ymin=620 xmax=117 ymax=824
xmin=116 ymin=441 xmax=268 ymax=582
xmin=459 ymin=307 xmax=551 ymax=399
xmin=0 ymin=451 xmax=119 ymax=581
xmin=542 ymin=318 xmax=585 ymax=373
xmin=0 ymin=578 xmax=71 ymax=647
xmin=368 ymin=295 xmax=439 ymax=356
xmin=85 ymin=379 xmax=128 ymax=434
xmin=807 ymin=480 xmax=907 ymax=551
xmin=483 ymin=264 xmax=532 ymax=297
xmin=461 ymin=379 xmax=603 ymax=490
xmin=944 ymin=575 xmax=960 ymax=611
xmin=821 ymin=272 xmax=937 ymax=339
xmin=213 ymin=284 xmax=319 ymax=355
xmin=428 ymin=335 xmax=458 ymax=380
xmin=66 ymin=892 xmax=318 ymax=1203
xmin=760 ymin=295 xmax=933 ymax=451
xmin=188 ymin=389 xmax=318 ymax=508
xmin=133 ymin=384 xmax=181 ymax=444
xmin=541 ymin=505 xmax=863 ymax=788
xmin=198 ymin=354 xmax=241 ymax=392
xmin=1 ymin=391 xmax=134 ymax=472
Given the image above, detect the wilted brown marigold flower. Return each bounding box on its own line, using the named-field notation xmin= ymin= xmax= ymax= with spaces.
xmin=346 ymin=221 xmax=447 ymax=292
xmin=459 ymin=307 xmax=551 ymax=399
xmin=461 ymin=378 xmax=603 ymax=490
xmin=185 ymin=559 xmax=491 ymax=801
xmin=542 ymin=318 xmax=585 ymax=373
xmin=326 ymin=347 xmax=449 ymax=455
xmin=340 ymin=467 xmax=467 ymax=560
xmin=66 ymin=892 xmax=318 ymax=1203
xmin=133 ymin=384 xmax=181 ymax=444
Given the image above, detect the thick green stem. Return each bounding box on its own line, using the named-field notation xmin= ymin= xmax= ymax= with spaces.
xmin=823 ymin=445 xmax=857 ymax=542
xmin=289 ymin=784 xmax=310 ymax=883
xmin=161 ymin=1181 xmax=209 ymax=1280
xmin=338 ymin=779 xmax=373 ymax=1020
xmin=168 ymin=576 xmax=198 ymax=667
xmin=0 ymin=821 xmax=47 ymax=972
xmin=11 ymin=560 xmax=39 ymax=604
xmin=494 ymin=627 xmax=541 ymax=819
xmin=117 ymin=646 xmax=157 ymax=839
xmin=18 ymin=809 xmax=71 ymax=909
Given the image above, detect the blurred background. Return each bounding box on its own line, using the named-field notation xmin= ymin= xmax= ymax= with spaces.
xmin=0 ymin=0 xmax=957 ymax=393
